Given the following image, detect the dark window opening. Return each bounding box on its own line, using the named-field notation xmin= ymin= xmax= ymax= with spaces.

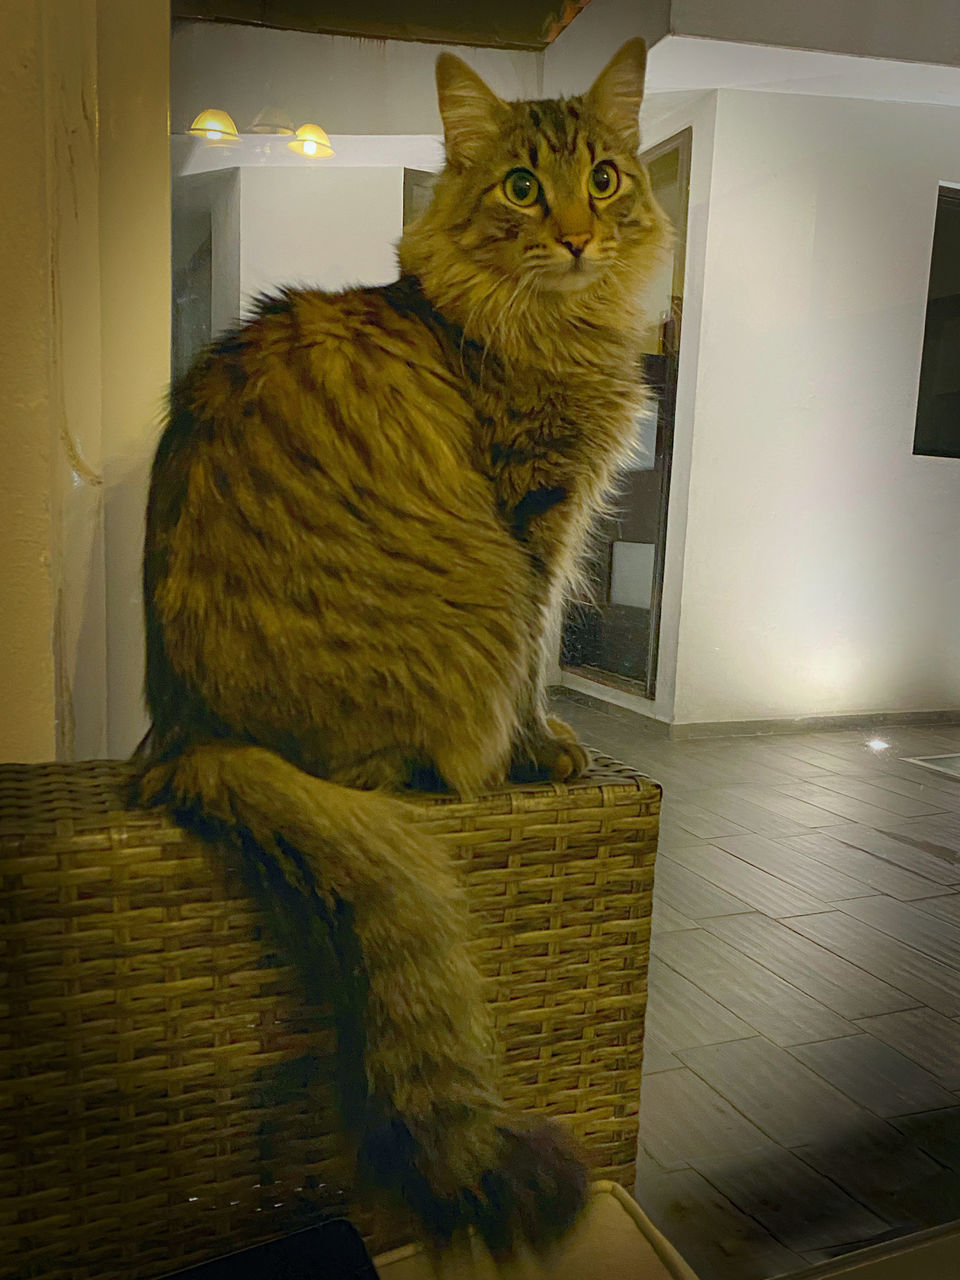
xmin=914 ymin=187 xmax=960 ymax=459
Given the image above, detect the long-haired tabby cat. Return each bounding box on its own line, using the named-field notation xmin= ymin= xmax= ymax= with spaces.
xmin=138 ymin=39 xmax=668 ymax=1250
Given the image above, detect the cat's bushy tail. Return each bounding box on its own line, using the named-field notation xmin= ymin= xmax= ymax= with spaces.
xmin=137 ymin=742 xmax=588 ymax=1251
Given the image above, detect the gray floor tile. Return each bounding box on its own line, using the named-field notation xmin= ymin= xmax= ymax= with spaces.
xmin=869 ymin=816 xmax=960 ymax=858
xmin=855 ymin=1008 xmax=960 ymax=1088
xmin=818 ymin=824 xmax=959 ymax=884
xmin=713 ymin=832 xmax=878 ymax=902
xmin=678 ymin=788 xmax=809 ymax=839
xmin=634 ymin=1161 xmax=806 ymax=1280
xmin=780 ymin=831 xmax=953 ymax=901
xmin=701 ymin=914 xmax=916 ymax=1019
xmin=636 ymin=1066 xmax=772 ymax=1170
xmin=910 ymin=893 xmax=960 ymax=925
xmin=724 ymin=784 xmax=847 ymax=827
xmin=652 ymin=855 xmax=755 ymax=920
xmin=789 ymin=1034 xmax=957 ymax=1117
xmin=771 ymin=740 xmax=880 ymax=772
xmin=641 ymin=1028 xmax=681 ymax=1075
xmin=677 ymin=1037 xmax=873 ymax=1147
xmin=665 ymin=799 xmax=755 ymax=840
xmin=646 ymin=956 xmax=757 ymax=1049
xmin=839 ymin=896 xmax=960 ymax=971
xmin=783 ymin=912 xmax=960 ymax=1016
xmin=795 ymin=774 xmax=947 ymax=817
xmin=692 ymin=1146 xmax=890 ymax=1254
xmin=864 ymin=768 xmax=960 ymax=812
xmin=795 ymin=1124 xmax=952 ymax=1231
xmin=654 ymin=930 xmax=854 ymax=1046
xmin=890 ymin=1106 xmax=960 ymax=1170
xmin=651 ymin=897 xmax=698 ymax=934
xmin=779 ymin=783 xmax=928 ymax=828
xmin=667 ymin=843 xmax=829 ymax=917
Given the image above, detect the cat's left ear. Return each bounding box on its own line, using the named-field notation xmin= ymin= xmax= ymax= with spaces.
xmin=585 ymin=38 xmax=647 ymax=151
xmin=436 ymin=53 xmax=506 ymax=166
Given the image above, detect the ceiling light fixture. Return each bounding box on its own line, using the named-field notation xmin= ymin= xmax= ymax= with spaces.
xmin=187 ymin=108 xmax=240 ymax=143
xmin=288 ymin=123 xmax=334 ymax=158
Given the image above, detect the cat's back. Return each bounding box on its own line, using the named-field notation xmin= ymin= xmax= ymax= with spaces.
xmin=148 ymin=277 xmax=523 ymax=612
xmin=175 ymin=279 xmax=473 ymax=481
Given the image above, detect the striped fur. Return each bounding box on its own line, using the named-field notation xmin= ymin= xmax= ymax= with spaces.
xmin=136 ymin=40 xmax=668 ymax=1250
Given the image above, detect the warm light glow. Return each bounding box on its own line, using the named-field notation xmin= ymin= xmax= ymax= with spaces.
xmin=187 ymin=108 xmax=239 ymax=143
xmin=867 ymin=738 xmax=890 ymax=751
xmin=288 ymin=123 xmax=334 ymax=158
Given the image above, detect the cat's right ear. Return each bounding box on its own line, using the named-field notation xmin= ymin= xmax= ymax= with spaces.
xmin=436 ymin=54 xmax=505 ymax=166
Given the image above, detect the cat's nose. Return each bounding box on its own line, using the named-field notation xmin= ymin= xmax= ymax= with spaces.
xmin=557 ymin=232 xmax=592 ymax=259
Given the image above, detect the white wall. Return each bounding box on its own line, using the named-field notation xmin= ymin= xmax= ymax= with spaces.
xmin=171 ymin=21 xmax=542 ymax=139
xmin=175 ymin=170 xmax=241 ymax=342
xmin=673 ymin=89 xmax=960 ymax=725
xmin=238 ymin=167 xmax=403 ymax=308
xmin=544 ymin=0 xmax=670 ymax=98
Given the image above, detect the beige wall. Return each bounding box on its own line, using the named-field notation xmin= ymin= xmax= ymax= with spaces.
xmin=0 ymin=0 xmax=169 ymax=762
xmin=98 ymin=0 xmax=171 ymax=758
xmin=0 ymin=2 xmax=58 ymax=760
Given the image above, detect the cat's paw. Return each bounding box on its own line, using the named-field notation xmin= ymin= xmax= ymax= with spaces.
xmin=360 ymin=1110 xmax=589 ymax=1254
xmin=510 ymin=716 xmax=591 ymax=784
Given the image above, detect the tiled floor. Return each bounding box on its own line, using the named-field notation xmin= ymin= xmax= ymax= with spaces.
xmin=552 ymin=689 xmax=960 ymax=1280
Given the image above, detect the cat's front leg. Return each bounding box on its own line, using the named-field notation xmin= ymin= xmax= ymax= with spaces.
xmin=506 ymin=539 xmax=592 ymax=784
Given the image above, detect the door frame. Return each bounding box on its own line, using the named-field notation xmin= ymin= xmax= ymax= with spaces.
xmin=560 ymin=125 xmax=692 ymax=701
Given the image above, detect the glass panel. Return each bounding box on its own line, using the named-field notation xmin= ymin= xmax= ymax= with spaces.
xmin=609 ymin=541 xmax=655 ymax=610
xmin=914 ymin=188 xmax=960 ymax=458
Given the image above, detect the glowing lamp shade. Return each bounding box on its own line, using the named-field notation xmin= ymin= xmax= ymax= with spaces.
xmin=288 ymin=123 xmax=334 ymax=158
xmin=187 ymin=108 xmax=240 ymax=143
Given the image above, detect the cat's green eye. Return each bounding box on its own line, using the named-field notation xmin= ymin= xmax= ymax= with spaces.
xmin=588 ymin=161 xmax=621 ymax=199
xmin=503 ymin=168 xmax=540 ymax=207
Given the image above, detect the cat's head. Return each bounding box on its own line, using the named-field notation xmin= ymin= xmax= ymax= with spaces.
xmin=399 ymin=39 xmax=669 ymax=337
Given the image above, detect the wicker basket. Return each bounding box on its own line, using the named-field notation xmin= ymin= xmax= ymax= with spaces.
xmin=0 ymin=758 xmax=659 ymax=1279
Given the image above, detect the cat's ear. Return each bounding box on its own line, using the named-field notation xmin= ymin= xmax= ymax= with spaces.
xmin=585 ymin=38 xmax=646 ymax=150
xmin=436 ymin=53 xmax=506 ymax=166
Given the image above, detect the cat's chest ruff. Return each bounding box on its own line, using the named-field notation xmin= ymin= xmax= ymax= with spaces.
xmin=475 ymin=376 xmax=636 ymax=487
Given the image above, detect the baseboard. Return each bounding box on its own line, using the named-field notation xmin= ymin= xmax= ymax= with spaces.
xmin=551 ymin=681 xmax=960 ymax=741
xmin=670 ymin=707 xmax=960 ymax=740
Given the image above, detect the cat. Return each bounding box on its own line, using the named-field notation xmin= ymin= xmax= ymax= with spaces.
xmin=137 ymin=38 xmax=669 ymax=1252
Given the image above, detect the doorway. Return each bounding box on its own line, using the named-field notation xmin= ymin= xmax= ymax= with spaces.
xmin=561 ymin=128 xmax=691 ymax=700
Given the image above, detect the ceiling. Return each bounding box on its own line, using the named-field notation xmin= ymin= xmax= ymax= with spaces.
xmin=647 ymin=36 xmax=960 ymax=110
xmin=171 ymin=0 xmax=593 ymax=50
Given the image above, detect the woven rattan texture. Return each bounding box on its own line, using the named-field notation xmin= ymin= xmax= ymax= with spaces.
xmin=1 ymin=758 xmax=659 ymax=1279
